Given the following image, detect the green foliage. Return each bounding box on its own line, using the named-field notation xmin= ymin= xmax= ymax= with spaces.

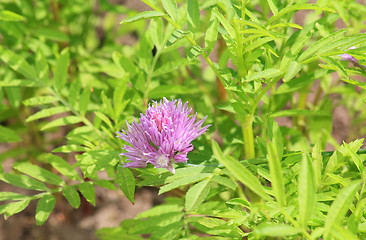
xmin=1 ymin=0 xmax=366 ymax=239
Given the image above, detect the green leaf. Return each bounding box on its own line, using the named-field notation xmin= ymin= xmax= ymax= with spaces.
xmin=4 ymin=199 xmax=30 ymax=218
xmin=35 ymin=194 xmax=56 ymax=225
xmin=13 ymin=161 xmax=65 ymax=186
xmin=343 ymin=142 xmax=364 ymax=173
xmin=267 ymin=4 xmax=334 ymax=25
xmin=267 ymin=0 xmax=278 ymax=15
xmin=33 ymin=28 xmax=69 ymax=42
xmin=79 ymin=87 xmax=91 ymax=116
xmin=187 ymin=0 xmax=200 ymax=33
xmin=148 ymin=85 xmax=198 ymax=98
xmin=320 ymin=56 xmax=348 ymax=79
xmin=0 ymin=192 xmax=29 ymax=201
xmin=5 ymin=87 xmax=21 ymax=108
xmin=0 ymin=46 xmax=38 ymax=81
xmin=212 ymin=8 xmax=235 ymax=39
xmin=25 ymin=106 xmax=69 ymax=122
xmin=245 ymin=68 xmax=282 ymax=82
xmin=78 ymin=182 xmax=95 ymax=206
xmin=35 ymin=48 xmax=49 ymax=83
xmin=298 ymin=154 xmax=316 ymax=227
xmin=0 ymin=125 xmax=21 ymax=143
xmin=187 ymin=45 xmax=204 ymax=62
xmin=342 ymin=78 xmax=366 ymax=90
xmin=159 ymin=173 xmax=212 ymax=194
xmin=0 ymin=173 xmax=48 ymax=191
xmin=0 ymin=10 xmax=25 ymax=21
xmin=266 ymin=141 xmax=286 ymax=206
xmin=283 ymin=61 xmax=302 ymax=82
xmin=212 ymin=141 xmax=270 ymax=200
xmin=41 ymin=116 xmax=83 ymax=131
xmin=94 ymin=180 xmax=117 ymax=190
xmin=205 ymin=13 xmax=219 ymax=54
xmin=23 ymin=96 xmax=58 ymax=106
xmin=211 ymin=175 xmax=237 ymax=190
xmin=271 ymin=109 xmax=329 ymax=118
xmin=62 ymin=185 xmax=81 ymax=209
xmin=52 ymin=144 xmax=87 ymax=153
xmin=185 ymin=178 xmax=211 ymax=211
xmin=120 ymin=11 xmax=166 ymax=24
xmin=54 ymin=48 xmax=70 ymax=91
xmin=323 ymin=181 xmax=361 ymax=240
xmin=162 ymin=0 xmax=179 ymax=21
xmin=116 ymin=166 xmax=135 ymax=203
xmin=41 ymin=153 xmax=82 ymax=181
xmin=68 ymin=78 xmax=80 ymax=108
xmin=297 ymin=29 xmax=348 ymax=63
xmin=255 ymin=223 xmax=301 ymax=237
xmin=312 ymin=143 xmax=323 ymax=187
xmin=166 ymin=29 xmax=188 ymax=47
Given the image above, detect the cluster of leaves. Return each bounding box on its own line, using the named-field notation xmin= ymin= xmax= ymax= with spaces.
xmin=1 ymin=0 xmax=366 ymax=239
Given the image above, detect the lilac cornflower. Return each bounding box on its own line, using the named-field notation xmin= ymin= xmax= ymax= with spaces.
xmin=117 ymin=98 xmax=210 ymax=174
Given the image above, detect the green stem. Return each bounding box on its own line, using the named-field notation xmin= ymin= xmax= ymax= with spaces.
xmin=242 ymin=115 xmax=255 ymax=159
xmin=144 ymin=45 xmax=164 ymax=106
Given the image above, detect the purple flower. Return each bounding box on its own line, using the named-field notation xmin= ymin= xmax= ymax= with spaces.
xmin=340 ymin=46 xmax=359 ymax=64
xmin=117 ymin=98 xmax=210 ymax=173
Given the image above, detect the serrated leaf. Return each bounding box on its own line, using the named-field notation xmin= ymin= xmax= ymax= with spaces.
xmin=0 ymin=125 xmax=21 ymax=143
xmin=62 ymin=185 xmax=81 ymax=209
xmin=323 ymin=181 xmax=361 ymax=240
xmin=342 ymin=78 xmax=366 ymax=90
xmin=78 ymin=182 xmax=95 ymax=206
xmin=116 ymin=166 xmax=135 ymax=203
xmin=13 ymin=161 xmax=65 ymax=186
xmin=23 ymin=96 xmax=58 ymax=106
xmin=212 ymin=141 xmax=270 ymax=200
xmin=54 ymin=48 xmax=69 ymax=91
xmin=26 ymin=106 xmax=69 ymax=122
xmin=255 ymin=223 xmax=301 ymax=237
xmin=187 ymin=0 xmax=200 ymax=33
xmin=185 ymin=178 xmax=210 ymax=211
xmin=41 ymin=153 xmax=82 ymax=181
xmin=320 ymin=56 xmax=348 ymax=79
xmin=35 ymin=194 xmax=56 ymax=225
xmin=0 ymin=173 xmax=48 ymax=191
xmin=0 ymin=10 xmax=25 ymax=21
xmin=41 ymin=116 xmax=83 ymax=131
xmin=162 ymin=0 xmax=179 ymax=21
xmin=298 ymin=154 xmax=316 ymax=227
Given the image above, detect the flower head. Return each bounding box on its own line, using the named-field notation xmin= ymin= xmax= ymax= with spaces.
xmin=117 ymin=98 xmax=210 ymax=173
xmin=340 ymin=46 xmax=358 ymax=64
